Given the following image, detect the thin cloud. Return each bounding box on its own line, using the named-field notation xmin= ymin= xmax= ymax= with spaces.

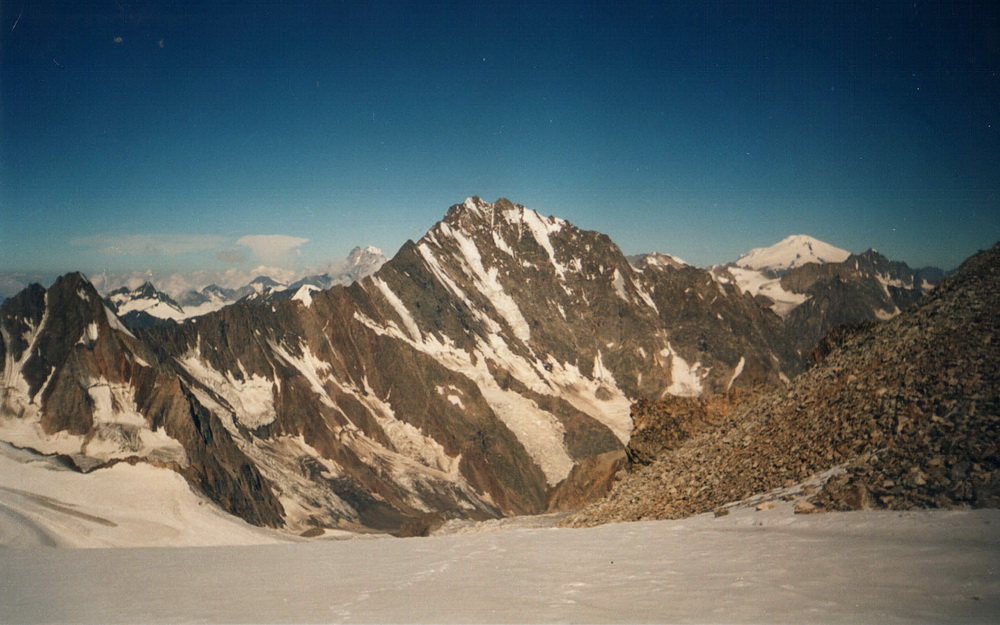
xmin=216 ymin=248 xmax=247 ymax=264
xmin=73 ymin=234 xmax=228 ymax=256
xmin=237 ymin=234 xmax=309 ymax=265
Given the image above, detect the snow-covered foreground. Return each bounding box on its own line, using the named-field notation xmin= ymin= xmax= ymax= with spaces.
xmin=0 ymin=442 xmax=289 ymax=548
xmin=1 ymin=443 xmax=998 ymax=624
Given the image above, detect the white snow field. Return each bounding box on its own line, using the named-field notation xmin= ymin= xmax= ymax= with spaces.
xmin=1 ymin=442 xmax=998 ymax=624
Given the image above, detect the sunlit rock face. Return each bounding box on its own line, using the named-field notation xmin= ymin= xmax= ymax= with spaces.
xmin=0 ymin=198 xmax=941 ymax=535
xmin=0 ymin=273 xmax=285 ymax=527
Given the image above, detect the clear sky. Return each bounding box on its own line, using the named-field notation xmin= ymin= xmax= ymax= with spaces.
xmin=2 ymin=1 xmax=998 ymax=294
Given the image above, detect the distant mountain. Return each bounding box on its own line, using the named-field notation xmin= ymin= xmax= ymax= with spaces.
xmin=340 ymin=245 xmax=390 ymax=283
xmin=710 ymin=237 xmax=944 ymax=361
xmin=627 ymin=252 xmax=688 ymax=270
xmin=278 ymin=246 xmax=388 ymax=295
xmin=175 ymin=284 xmax=239 ymax=315
xmin=102 ymin=247 xmax=390 ymax=328
xmin=105 ymin=282 xmax=187 ymax=329
xmin=105 ymin=277 xmax=289 ymax=327
xmin=237 ymin=247 xmax=387 ymax=308
xmin=246 ymin=275 xmax=285 ymax=294
xmin=719 ymin=235 xmax=858 ymax=318
xmin=736 ymin=234 xmax=851 ymax=274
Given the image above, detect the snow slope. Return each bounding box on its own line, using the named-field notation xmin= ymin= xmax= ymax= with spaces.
xmin=1 ymin=441 xmax=997 ymax=624
xmin=0 ymin=442 xmax=289 ymax=548
xmin=737 ymin=234 xmax=851 ymax=273
xmin=2 ymin=507 xmax=996 ymax=624
xmin=726 ymin=265 xmax=811 ymax=317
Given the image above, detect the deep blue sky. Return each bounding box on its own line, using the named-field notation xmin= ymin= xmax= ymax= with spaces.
xmin=2 ymin=0 xmax=998 ymax=290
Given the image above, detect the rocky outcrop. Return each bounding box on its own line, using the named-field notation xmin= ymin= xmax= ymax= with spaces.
xmin=566 ymin=242 xmax=999 ymax=526
xmin=625 ymin=388 xmax=766 ymax=465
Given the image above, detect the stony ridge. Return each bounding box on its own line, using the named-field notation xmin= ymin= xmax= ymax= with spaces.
xmin=566 ymin=242 xmax=999 ymax=526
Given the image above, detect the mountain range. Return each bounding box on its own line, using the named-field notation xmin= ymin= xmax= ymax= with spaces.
xmin=0 ymin=197 xmax=952 ymax=536
xmin=103 ymin=246 xmax=388 ymax=329
xmin=568 ymin=239 xmax=999 ymax=526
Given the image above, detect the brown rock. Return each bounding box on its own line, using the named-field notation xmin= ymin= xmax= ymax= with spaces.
xmin=794 ymin=501 xmax=818 ymax=514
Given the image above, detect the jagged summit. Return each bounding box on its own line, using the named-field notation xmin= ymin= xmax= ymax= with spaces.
xmin=443 ymin=197 xmax=568 ymax=231
xmin=736 ymin=234 xmax=851 ymax=274
xmin=106 ymin=281 xmax=186 ymax=323
xmin=348 ymin=245 xmax=385 ymax=260
xmin=630 ymin=252 xmax=689 ymax=271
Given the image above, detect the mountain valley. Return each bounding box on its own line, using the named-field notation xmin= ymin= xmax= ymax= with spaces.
xmin=0 ymin=197 xmax=979 ymax=538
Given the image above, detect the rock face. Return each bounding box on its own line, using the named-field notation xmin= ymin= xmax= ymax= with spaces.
xmin=780 ymin=249 xmax=935 ymax=356
xmin=717 ymin=244 xmax=940 ymax=370
xmin=0 ymin=273 xmax=285 ymax=527
xmin=0 ymin=198 xmax=956 ymax=534
xmin=566 ymin=242 xmax=999 ymax=526
xmin=632 ymin=258 xmax=796 ymax=390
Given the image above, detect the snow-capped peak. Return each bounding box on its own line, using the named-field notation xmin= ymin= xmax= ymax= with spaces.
xmin=106 ymin=282 xmax=186 ymax=320
xmin=461 ymin=196 xmax=491 ymax=213
xmin=291 ymin=284 xmax=319 ymax=307
xmin=631 ymin=252 xmax=689 ymax=270
xmin=248 ymin=276 xmax=287 ymax=294
xmin=345 ymin=245 xmax=387 ymax=269
xmin=736 ymin=235 xmax=850 ymax=274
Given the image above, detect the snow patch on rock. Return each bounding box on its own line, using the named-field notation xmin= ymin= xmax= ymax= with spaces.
xmin=179 ymin=347 xmax=277 ymax=428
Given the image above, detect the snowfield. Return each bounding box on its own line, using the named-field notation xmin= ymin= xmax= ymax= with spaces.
xmin=1 ymin=443 xmax=998 ymax=624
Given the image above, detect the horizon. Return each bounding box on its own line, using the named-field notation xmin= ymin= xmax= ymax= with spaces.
xmin=0 ymin=206 xmax=980 ymax=301
xmin=3 ymin=2 xmax=998 ymax=294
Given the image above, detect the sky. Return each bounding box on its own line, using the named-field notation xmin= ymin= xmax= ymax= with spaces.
xmin=2 ymin=0 xmax=998 ymax=296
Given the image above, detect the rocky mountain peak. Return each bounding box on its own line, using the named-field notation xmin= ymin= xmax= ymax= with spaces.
xmin=108 ymin=281 xmax=183 ymax=308
xmin=630 ymin=252 xmax=689 ymax=271
xmin=52 ymin=271 xmax=95 ymax=296
xmin=346 ymin=245 xmax=385 ymax=263
xmin=441 ymin=197 xmax=565 ymax=236
xmin=248 ymin=276 xmax=285 ymax=292
xmin=104 ymin=281 xmax=186 ymax=329
xmin=135 ymin=281 xmax=162 ymax=298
